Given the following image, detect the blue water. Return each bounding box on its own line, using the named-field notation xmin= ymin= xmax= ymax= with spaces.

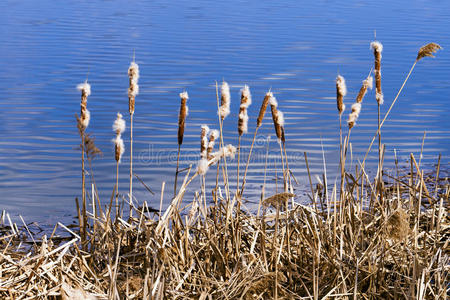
xmin=0 ymin=0 xmax=449 ymax=225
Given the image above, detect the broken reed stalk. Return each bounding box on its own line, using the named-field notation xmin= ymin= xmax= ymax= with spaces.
xmin=174 ymin=91 xmax=189 ymax=196
xmin=236 ymin=85 xmax=251 ymax=197
xmin=240 ymin=91 xmax=271 ymax=195
xmin=269 ymin=96 xmax=287 ymax=191
xmin=361 ymin=42 xmax=442 ymax=167
xmin=128 ymin=61 xmax=139 ymax=218
xmin=216 ymin=81 xmax=231 ymax=202
xmin=113 ymin=112 xmax=125 ymax=217
xmin=76 ymin=80 xmax=91 ymax=247
xmin=371 ymin=40 xmax=385 ymax=205
xmin=336 ymin=75 xmax=347 ymax=205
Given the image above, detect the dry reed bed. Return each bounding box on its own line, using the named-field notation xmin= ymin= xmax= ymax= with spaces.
xmin=0 ymin=42 xmax=448 ymax=299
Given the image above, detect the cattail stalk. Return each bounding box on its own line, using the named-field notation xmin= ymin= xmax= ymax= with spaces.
xmin=76 ymin=81 xmax=91 ymax=247
xmin=128 ymin=61 xmax=139 ymax=218
xmin=236 ymin=85 xmax=252 ymax=196
xmin=240 ymin=91 xmax=271 ymax=195
xmin=113 ymin=112 xmax=125 ymax=217
xmin=174 ymin=91 xmax=189 ymax=196
xmin=270 ymin=96 xmax=287 ymax=191
xmin=336 ymin=74 xmax=347 ymax=209
xmin=362 ymin=42 xmax=441 ymax=166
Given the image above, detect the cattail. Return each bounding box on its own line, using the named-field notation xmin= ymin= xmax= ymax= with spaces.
xmin=77 ymin=82 xmax=91 ymax=130
xmin=356 ymin=76 xmax=373 ymax=103
xmin=348 ymin=75 xmax=373 ymax=129
xmin=269 ymin=96 xmax=284 ymax=141
xmin=238 ymin=85 xmax=252 ymax=136
xmin=200 ymin=125 xmax=210 ymax=159
xmin=257 ymin=92 xmax=272 ymax=128
xmin=197 ymin=158 xmax=209 ymax=175
xmin=336 ymin=75 xmax=347 ymax=114
xmin=128 ymin=62 xmax=140 ymax=114
xmin=207 ymin=130 xmax=219 ymax=158
xmin=178 ymin=91 xmax=189 ymax=145
xmin=416 ymin=42 xmax=442 ymax=61
xmin=210 ymin=144 xmax=237 ymax=164
xmin=218 ymin=81 xmax=231 ymax=120
xmin=113 ymin=113 xmax=126 ymax=162
xmin=370 ymin=41 xmax=384 ymax=105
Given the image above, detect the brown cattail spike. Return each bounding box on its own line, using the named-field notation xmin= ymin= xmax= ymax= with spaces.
xmin=336 ymin=75 xmax=347 ymax=114
xmin=77 ymin=82 xmax=91 ymax=131
xmin=356 ymin=75 xmax=373 ymax=104
xmin=257 ymin=91 xmax=272 ymax=128
xmin=178 ymin=92 xmax=189 ymax=145
xmin=200 ymin=125 xmax=210 ymax=158
xmin=370 ymin=41 xmax=384 ymax=105
xmin=238 ymin=85 xmax=252 ymax=136
xmin=416 ymin=42 xmax=442 ymax=61
xmin=269 ymin=96 xmax=284 ymax=141
xmin=128 ymin=62 xmax=140 ymax=115
xmin=207 ymin=130 xmax=219 ymax=159
xmin=218 ymin=81 xmax=231 ymax=120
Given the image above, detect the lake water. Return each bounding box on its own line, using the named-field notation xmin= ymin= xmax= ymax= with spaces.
xmin=1 ymin=0 xmax=449 ymax=226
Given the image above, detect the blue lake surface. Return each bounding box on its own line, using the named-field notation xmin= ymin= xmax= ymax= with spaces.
xmin=0 ymin=0 xmax=449 ymax=226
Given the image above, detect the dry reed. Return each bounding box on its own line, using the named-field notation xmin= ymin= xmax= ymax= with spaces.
xmin=113 ymin=112 xmax=125 ymax=216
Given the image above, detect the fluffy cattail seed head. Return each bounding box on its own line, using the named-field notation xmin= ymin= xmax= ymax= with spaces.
xmin=270 ymin=96 xmax=284 ymax=141
xmin=348 ymin=102 xmax=362 ymax=129
xmin=200 ymin=125 xmax=210 ymax=158
xmin=197 ymin=158 xmax=209 ymax=175
xmin=238 ymin=85 xmax=252 ymax=136
xmin=114 ymin=135 xmax=125 ymax=163
xmin=113 ymin=112 xmax=126 ymax=135
xmin=356 ymin=75 xmax=373 ymax=104
xmin=416 ymin=42 xmax=442 ymax=61
xmin=218 ymin=81 xmax=231 ymax=120
xmin=371 ymin=41 xmax=384 ymax=105
xmin=128 ymin=62 xmax=140 ymax=114
xmin=207 ymin=129 xmax=219 ymax=158
xmin=77 ymin=81 xmax=91 ymax=131
xmin=257 ymin=91 xmax=272 ymax=128
xmin=178 ymin=91 xmax=189 ymax=145
xmin=336 ymin=75 xmax=347 ymax=114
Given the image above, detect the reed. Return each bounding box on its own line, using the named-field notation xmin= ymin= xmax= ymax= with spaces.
xmin=336 ymin=74 xmax=347 ymax=205
xmin=216 ymin=81 xmax=231 ymax=202
xmin=269 ymin=95 xmax=287 ymax=191
xmin=240 ymin=91 xmax=271 ymax=195
xmin=128 ymin=61 xmax=139 ymax=217
xmin=112 ymin=112 xmax=125 ymax=216
xmin=236 ymin=85 xmax=252 ymax=196
xmin=76 ymin=80 xmax=91 ymax=247
xmin=174 ymin=91 xmax=189 ymax=196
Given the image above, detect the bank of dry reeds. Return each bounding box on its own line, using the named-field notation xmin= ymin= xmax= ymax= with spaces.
xmin=0 ymin=41 xmax=447 ymax=300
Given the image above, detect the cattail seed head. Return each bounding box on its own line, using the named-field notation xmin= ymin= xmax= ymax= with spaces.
xmin=114 ymin=135 xmax=125 ymax=163
xmin=238 ymin=85 xmax=252 ymax=136
xmin=178 ymin=91 xmax=189 ymax=145
xmin=336 ymin=75 xmax=347 ymax=114
xmin=348 ymin=102 xmax=362 ymax=129
xmin=356 ymin=75 xmax=373 ymax=104
xmin=257 ymin=91 xmax=272 ymax=128
xmin=218 ymin=81 xmax=231 ymax=120
xmin=113 ymin=112 xmax=126 ymax=135
xmin=128 ymin=62 xmax=140 ymax=114
xmin=270 ymin=96 xmax=284 ymax=141
xmin=416 ymin=42 xmax=442 ymax=61
xmin=200 ymin=125 xmax=210 ymax=158
xmin=197 ymin=158 xmax=209 ymax=175
xmin=207 ymin=129 xmax=219 ymax=158
xmin=371 ymin=41 xmax=384 ymax=105
xmin=77 ymin=81 xmax=91 ymax=131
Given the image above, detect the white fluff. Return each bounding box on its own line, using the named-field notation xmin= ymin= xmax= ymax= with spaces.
xmin=81 ymin=109 xmax=90 ymax=129
xmin=351 ymin=103 xmax=362 ymax=115
xmin=197 ymin=158 xmax=209 ymax=175
xmin=113 ymin=112 xmax=126 ymax=134
xmin=277 ymin=110 xmax=285 ymax=127
xmin=336 ymin=75 xmax=347 ymax=96
xmin=239 ymin=111 xmax=249 ymax=134
xmin=114 ymin=135 xmax=125 ymax=163
xmin=269 ymin=95 xmax=278 ymax=107
xmin=376 ymin=92 xmax=384 ymax=105
xmin=218 ymin=81 xmax=231 ymax=119
xmin=370 ymin=41 xmax=383 ymax=53
xmin=179 ymin=91 xmax=189 ymax=99
xmin=77 ymin=82 xmax=91 ymax=96
xmin=128 ymin=62 xmax=140 ymax=98
xmin=364 ymin=76 xmax=374 ymax=90
xmin=240 ymin=85 xmax=252 ymax=108
xmin=201 ymin=125 xmax=210 ymax=158
xmin=224 ymin=144 xmax=237 ymax=160
xmin=185 ymin=106 xmax=189 ymax=117
xmin=129 ymin=82 xmax=139 ymax=98
xmin=209 ymin=144 xmax=237 ymax=164
xmin=210 ymin=129 xmax=219 ymax=140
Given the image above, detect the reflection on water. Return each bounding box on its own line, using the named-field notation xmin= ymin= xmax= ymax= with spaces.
xmin=0 ymin=0 xmax=449 ymax=225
